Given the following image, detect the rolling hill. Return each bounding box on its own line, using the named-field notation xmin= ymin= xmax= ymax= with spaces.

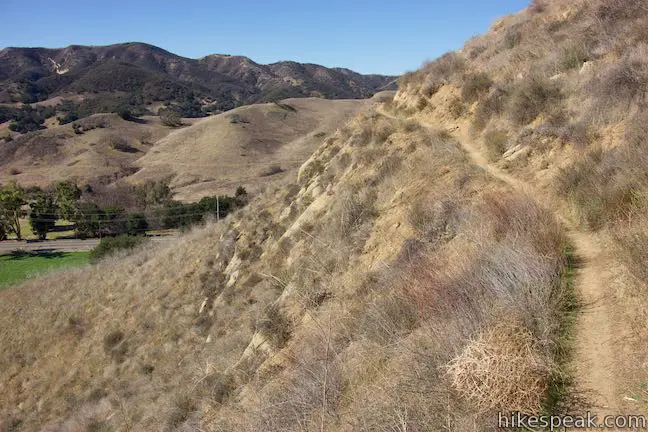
xmin=0 ymin=96 xmax=380 ymax=201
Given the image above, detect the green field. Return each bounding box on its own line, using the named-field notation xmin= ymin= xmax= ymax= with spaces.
xmin=0 ymin=251 xmax=90 ymax=288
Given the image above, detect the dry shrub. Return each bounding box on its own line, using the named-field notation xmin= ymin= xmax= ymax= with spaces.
xmin=537 ymin=111 xmax=592 ymax=148
xmin=555 ymin=139 xmax=647 ymax=231
xmin=401 ymin=52 xmax=466 ymax=91
xmin=461 ymin=72 xmax=493 ymax=103
xmin=473 ymin=86 xmax=508 ymax=132
xmin=587 ymin=45 xmax=648 ymax=120
xmin=483 ymin=130 xmax=508 ymax=161
xmin=374 ymin=122 xmax=395 ymax=144
xmin=257 ymin=304 xmax=292 ymax=347
xmin=594 ymin=0 xmax=647 ymax=26
xmin=481 ymin=191 xmax=566 ymax=259
xmin=357 ymin=294 xmax=419 ymax=345
xmin=448 ymin=97 xmax=466 ymax=119
xmin=408 ymin=199 xmax=460 ymax=246
xmin=446 ymin=321 xmax=551 ymax=414
xmin=259 ymin=164 xmax=284 ymax=177
xmin=329 ymin=187 xmax=377 ymax=245
xmin=416 ymin=96 xmax=428 ymax=110
xmin=371 ymin=152 xmax=403 ymax=185
xmin=614 ymin=220 xmax=648 ymax=285
xmin=504 ymin=28 xmax=522 ymax=50
xmin=508 ymin=75 xmax=562 ymax=125
xmin=421 ymin=52 xmax=466 ymax=82
xmin=400 ymin=119 xmax=422 ymax=133
xmin=106 ymin=135 xmax=138 ymax=153
xmin=166 ymin=393 xmax=199 ymax=431
xmin=529 ymin=0 xmax=547 ymax=14
xmin=559 ymin=43 xmax=590 ymax=71
xmin=228 ymin=325 xmax=347 ymax=432
xmin=625 ymin=109 xmax=648 ymax=147
xmin=555 ymin=156 xmax=606 ymax=230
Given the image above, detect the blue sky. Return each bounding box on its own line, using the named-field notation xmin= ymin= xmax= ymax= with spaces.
xmin=1 ymin=0 xmax=530 ymax=75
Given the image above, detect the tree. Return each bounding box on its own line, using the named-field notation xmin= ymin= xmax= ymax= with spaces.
xmin=116 ymin=108 xmax=135 ymax=122
xmin=235 ymin=186 xmax=247 ymax=198
xmin=126 ymin=213 xmax=148 ymax=235
xmin=8 ymin=105 xmax=46 ymax=133
xmin=73 ymin=202 xmax=103 ymax=239
xmin=101 ymin=206 xmax=127 ymax=236
xmin=29 ymin=192 xmax=58 ymax=240
xmin=0 ymin=182 xmax=27 ymax=240
xmin=235 ymin=186 xmax=248 ymax=206
xmin=136 ymin=180 xmax=171 ymax=208
xmin=55 ymin=181 xmax=82 ymax=220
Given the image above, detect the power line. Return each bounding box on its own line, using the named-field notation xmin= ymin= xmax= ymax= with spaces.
xmin=25 ymin=210 xmax=231 ymax=223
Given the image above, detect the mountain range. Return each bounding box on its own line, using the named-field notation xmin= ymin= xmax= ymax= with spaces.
xmin=0 ymin=42 xmax=396 ymax=113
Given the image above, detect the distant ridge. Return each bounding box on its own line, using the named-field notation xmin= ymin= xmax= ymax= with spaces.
xmin=0 ymin=42 xmax=396 ymax=112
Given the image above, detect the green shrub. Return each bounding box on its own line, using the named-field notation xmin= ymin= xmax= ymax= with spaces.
xmin=116 ymin=109 xmax=135 ymax=122
xmin=89 ymin=235 xmax=148 ymax=263
xmin=461 ymin=73 xmax=493 ymax=103
xmin=126 ymin=213 xmax=148 ymax=235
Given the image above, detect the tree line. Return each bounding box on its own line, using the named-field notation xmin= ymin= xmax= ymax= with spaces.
xmin=0 ymin=180 xmax=248 ymax=241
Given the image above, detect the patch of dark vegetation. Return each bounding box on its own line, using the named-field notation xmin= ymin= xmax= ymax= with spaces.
xmin=259 ymin=165 xmax=285 ymax=177
xmin=89 ymin=234 xmax=149 ymax=263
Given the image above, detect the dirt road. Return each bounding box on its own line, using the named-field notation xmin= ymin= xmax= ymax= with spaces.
xmin=0 ymin=237 xmax=175 ymax=255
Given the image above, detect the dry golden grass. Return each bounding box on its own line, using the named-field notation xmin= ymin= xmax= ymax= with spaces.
xmin=0 ymin=113 xmax=176 ymax=188
xmin=0 ymin=103 xmax=571 ymax=430
xmin=18 ymin=0 xmax=648 ymax=429
xmin=132 ymin=98 xmax=370 ymax=201
xmin=0 ymin=98 xmax=369 ymax=204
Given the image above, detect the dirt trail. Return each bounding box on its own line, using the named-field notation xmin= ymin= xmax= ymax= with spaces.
xmin=454 ymin=126 xmax=619 ymax=415
xmin=378 ymin=107 xmax=620 ymax=414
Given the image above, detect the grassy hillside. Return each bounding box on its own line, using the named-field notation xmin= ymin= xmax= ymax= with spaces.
xmin=0 ymin=97 xmax=372 ymax=202
xmin=132 ymin=97 xmax=374 ymax=201
xmin=3 ymin=0 xmax=648 ymax=430
xmin=0 ymin=102 xmax=572 ymax=430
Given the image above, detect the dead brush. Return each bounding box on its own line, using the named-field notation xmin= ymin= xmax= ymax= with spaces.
xmin=445 ymin=320 xmax=552 ymax=414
